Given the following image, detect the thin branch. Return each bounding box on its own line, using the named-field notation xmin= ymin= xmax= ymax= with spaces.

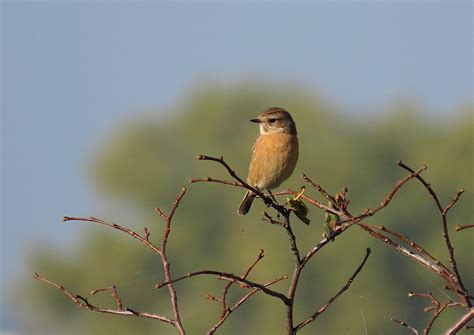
xmin=295 ymin=248 xmax=371 ymax=331
xmin=357 ymin=223 xmax=452 ymax=283
xmin=368 ymin=224 xmax=449 ymax=272
xmin=91 ymin=285 xmax=124 ymax=310
xmin=301 ymin=173 xmax=338 ymax=208
xmin=284 ymin=216 xmax=301 ymax=265
xmin=189 ymin=177 xmax=242 ymax=187
xmin=424 ymin=302 xmax=460 ymax=335
xmin=446 ymin=308 xmax=474 ymax=335
xmin=62 ymin=216 xmax=162 ymax=255
xmin=444 ymin=189 xmax=464 ymax=215
xmin=158 ymin=187 xmax=188 ymax=335
xmin=408 ymin=291 xmax=462 ymax=334
xmin=34 ymin=273 xmax=175 ymax=325
xmin=207 ymin=275 xmax=288 ymax=335
xmin=221 ymin=249 xmax=265 ymax=313
xmin=337 ymin=164 xmax=428 ymax=225
xmin=155 ymin=269 xmax=289 ymax=304
xmin=454 ymin=224 xmax=474 ymax=232
xmin=398 ymin=161 xmax=471 ymax=308
xmin=196 ymin=154 xmax=287 ymax=215
xmin=391 ymin=318 xmax=420 ymax=335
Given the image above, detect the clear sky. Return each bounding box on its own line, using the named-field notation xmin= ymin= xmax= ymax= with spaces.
xmin=1 ymin=1 xmax=472 ymax=330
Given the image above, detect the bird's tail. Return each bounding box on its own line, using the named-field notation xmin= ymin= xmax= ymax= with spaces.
xmin=237 ymin=191 xmax=256 ymax=215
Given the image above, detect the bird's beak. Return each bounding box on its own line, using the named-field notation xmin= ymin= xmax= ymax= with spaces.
xmin=250 ymin=118 xmax=261 ymax=123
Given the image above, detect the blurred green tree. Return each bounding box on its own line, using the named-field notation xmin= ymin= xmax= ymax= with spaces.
xmin=15 ymin=82 xmax=473 ymax=334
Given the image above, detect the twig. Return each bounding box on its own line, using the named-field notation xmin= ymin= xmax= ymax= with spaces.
xmin=155 ymin=269 xmax=289 ymax=303
xmin=408 ymin=291 xmax=461 ymax=334
xmin=34 ymin=273 xmax=175 ymax=325
xmin=189 ymin=177 xmax=242 ymax=187
xmin=391 ymin=318 xmax=420 ymax=335
xmin=62 ymin=216 xmax=162 ymax=255
xmin=91 ymin=285 xmax=124 ymax=310
xmin=454 ymin=224 xmax=474 ymax=232
xmin=337 ymin=164 xmax=428 ymax=224
xmin=207 ymin=275 xmax=288 ymax=334
xmin=368 ymin=225 xmax=448 ymax=272
xmin=295 ymin=248 xmax=371 ymax=331
xmin=301 ymin=173 xmax=338 ymax=208
xmin=157 ymin=187 xmax=188 ymax=335
xmin=446 ymin=308 xmax=474 ymax=335
xmin=397 ymin=161 xmax=470 ymax=308
xmin=196 ymin=154 xmax=287 ymax=215
xmin=221 ymin=249 xmax=265 ymax=313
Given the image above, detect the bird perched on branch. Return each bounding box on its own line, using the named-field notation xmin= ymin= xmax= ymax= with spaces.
xmin=238 ymin=107 xmax=299 ymax=215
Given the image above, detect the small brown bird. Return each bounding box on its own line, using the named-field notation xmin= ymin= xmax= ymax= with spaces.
xmin=238 ymin=107 xmax=299 ymax=215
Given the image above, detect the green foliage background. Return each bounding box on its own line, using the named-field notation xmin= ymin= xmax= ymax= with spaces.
xmin=15 ymin=82 xmax=473 ymax=334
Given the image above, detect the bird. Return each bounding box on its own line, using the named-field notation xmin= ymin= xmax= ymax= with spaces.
xmin=238 ymin=107 xmax=299 ymax=215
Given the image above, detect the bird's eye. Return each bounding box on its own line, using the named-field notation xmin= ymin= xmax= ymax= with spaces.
xmin=268 ymin=118 xmax=276 ymax=124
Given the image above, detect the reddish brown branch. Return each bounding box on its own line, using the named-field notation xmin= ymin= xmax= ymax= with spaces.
xmin=446 ymin=308 xmax=474 ymax=334
xmin=91 ymin=285 xmax=124 ymax=310
xmin=406 ymin=291 xmax=462 ymax=334
xmin=337 ymin=164 xmax=428 ymax=225
xmin=454 ymin=224 xmax=474 ymax=232
xmin=207 ymin=275 xmax=288 ymax=334
xmin=444 ymin=189 xmax=465 ymax=215
xmin=196 ymin=154 xmax=289 ymax=215
xmin=220 ymin=249 xmax=265 ymax=313
xmin=397 ymin=161 xmax=471 ymax=308
xmin=368 ymin=225 xmax=449 ymax=272
xmin=295 ymin=248 xmax=371 ymax=331
xmin=301 ymin=173 xmax=338 ymax=208
xmin=391 ymin=318 xmax=420 ymax=335
xmin=155 ymin=269 xmax=289 ymax=303
xmin=189 ymin=177 xmax=242 ymax=187
xmin=157 ymin=187 xmax=187 ymax=334
xmin=34 ymin=273 xmax=175 ymax=325
xmin=357 ymin=223 xmax=452 ymax=282
xmin=63 ymin=216 xmax=162 ymax=255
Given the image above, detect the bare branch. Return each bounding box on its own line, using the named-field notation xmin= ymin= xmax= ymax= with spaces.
xmin=301 ymin=173 xmax=339 ymax=208
xmin=446 ymin=308 xmax=474 ymax=335
xmin=190 ymin=177 xmax=242 ymax=187
xmin=407 ymin=291 xmax=462 ymax=334
xmin=221 ymin=249 xmax=265 ymax=313
xmin=34 ymin=273 xmax=175 ymax=325
xmin=368 ymin=225 xmax=449 ymax=272
xmin=196 ymin=154 xmax=288 ymax=215
xmin=397 ymin=161 xmax=471 ymax=308
xmin=454 ymin=224 xmax=474 ymax=232
xmin=63 ymin=216 xmax=162 ymax=255
xmin=391 ymin=318 xmax=420 ymax=335
xmin=207 ymin=275 xmax=288 ymax=334
xmin=155 ymin=269 xmax=289 ymax=304
xmin=295 ymin=248 xmax=371 ymax=331
xmin=91 ymin=285 xmax=124 ymax=310
xmin=443 ymin=189 xmax=465 ymax=215
xmin=158 ymin=187 xmax=188 ymax=334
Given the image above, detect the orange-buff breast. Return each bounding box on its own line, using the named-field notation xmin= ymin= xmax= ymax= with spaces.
xmin=247 ymin=133 xmax=299 ymax=190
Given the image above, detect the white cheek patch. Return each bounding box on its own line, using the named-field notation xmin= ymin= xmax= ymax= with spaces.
xmin=260 ymin=124 xmax=270 ymax=134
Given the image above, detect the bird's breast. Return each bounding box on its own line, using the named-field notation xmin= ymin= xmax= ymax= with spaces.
xmin=248 ymin=133 xmax=299 ymax=189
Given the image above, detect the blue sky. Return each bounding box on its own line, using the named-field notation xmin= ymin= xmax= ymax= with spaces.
xmin=1 ymin=1 xmax=472 ymax=329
